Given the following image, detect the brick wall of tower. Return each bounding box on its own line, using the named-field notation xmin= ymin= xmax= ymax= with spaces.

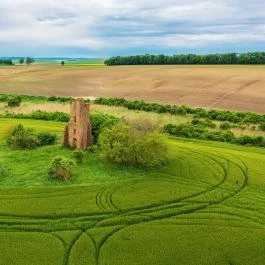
xmin=64 ymin=98 xmax=93 ymax=149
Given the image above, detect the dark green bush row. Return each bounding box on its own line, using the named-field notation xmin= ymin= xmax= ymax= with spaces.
xmin=47 ymin=96 xmax=72 ymax=102
xmin=94 ymin=97 xmax=265 ymax=125
xmin=0 ymin=94 xmax=72 ymax=104
xmin=0 ymin=59 xmax=13 ymax=65
xmin=164 ymin=124 xmax=265 ymax=148
xmin=105 ymin=52 xmax=265 ymax=65
xmin=1 ymin=93 xmax=264 ymax=126
xmin=0 ymin=110 xmax=70 ymax=122
xmin=191 ymin=119 xmax=216 ymax=128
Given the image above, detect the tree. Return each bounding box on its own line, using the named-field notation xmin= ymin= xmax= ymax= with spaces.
xmin=19 ymin=58 xmax=24 ymax=64
xmin=26 ymin=57 xmax=35 ymax=65
xmin=98 ymin=120 xmax=167 ymax=168
xmin=37 ymin=132 xmax=57 ymax=146
xmin=7 ymin=96 xmax=21 ymax=107
xmin=61 ymin=61 xmax=65 ymax=66
xmin=49 ymin=156 xmax=76 ymax=181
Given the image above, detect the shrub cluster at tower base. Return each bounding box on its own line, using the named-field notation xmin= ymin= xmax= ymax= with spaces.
xmin=164 ymin=124 xmax=265 ymax=147
xmin=98 ymin=121 xmax=167 ymax=168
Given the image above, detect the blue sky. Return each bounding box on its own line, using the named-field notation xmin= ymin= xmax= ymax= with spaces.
xmin=1 ymin=0 xmax=265 ymax=58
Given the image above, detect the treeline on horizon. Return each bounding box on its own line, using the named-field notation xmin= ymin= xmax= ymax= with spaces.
xmin=0 ymin=59 xmax=13 ymax=65
xmin=104 ymin=52 xmax=265 ymax=65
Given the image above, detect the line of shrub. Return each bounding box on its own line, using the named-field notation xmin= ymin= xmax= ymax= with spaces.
xmin=0 ymin=94 xmax=71 ymax=103
xmin=1 ymin=93 xmax=264 ymax=126
xmin=164 ymin=124 xmax=265 ymax=148
xmin=94 ymin=97 xmax=265 ymax=125
xmin=0 ymin=110 xmax=70 ymax=122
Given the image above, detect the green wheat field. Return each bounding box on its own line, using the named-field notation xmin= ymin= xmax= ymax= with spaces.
xmin=0 ymin=118 xmax=265 ymax=265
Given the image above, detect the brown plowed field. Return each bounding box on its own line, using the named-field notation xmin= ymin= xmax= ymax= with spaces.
xmin=0 ymin=65 xmax=264 ymax=113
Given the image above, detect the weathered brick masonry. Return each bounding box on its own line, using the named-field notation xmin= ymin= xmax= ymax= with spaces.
xmin=64 ymin=98 xmax=93 ymax=149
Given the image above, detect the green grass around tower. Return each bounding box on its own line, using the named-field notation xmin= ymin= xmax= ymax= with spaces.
xmin=0 ymin=118 xmax=265 ymax=264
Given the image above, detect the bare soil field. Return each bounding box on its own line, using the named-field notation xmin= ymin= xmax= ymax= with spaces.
xmin=0 ymin=65 xmax=264 ymax=113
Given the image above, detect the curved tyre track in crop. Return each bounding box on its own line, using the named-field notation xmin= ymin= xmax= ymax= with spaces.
xmin=0 ymin=146 xmax=252 ymax=265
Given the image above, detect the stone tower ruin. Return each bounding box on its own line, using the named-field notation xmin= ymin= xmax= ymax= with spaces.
xmin=64 ymin=98 xmax=93 ymax=149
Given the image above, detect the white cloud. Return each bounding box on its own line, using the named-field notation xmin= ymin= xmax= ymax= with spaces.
xmin=0 ymin=0 xmax=265 ymax=56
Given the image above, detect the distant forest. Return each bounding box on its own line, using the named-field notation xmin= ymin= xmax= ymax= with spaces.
xmin=105 ymin=52 xmax=265 ymax=65
xmin=0 ymin=59 xmax=13 ymax=65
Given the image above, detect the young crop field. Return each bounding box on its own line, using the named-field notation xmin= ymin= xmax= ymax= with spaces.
xmin=0 ymin=65 xmax=265 ymax=113
xmin=0 ymin=118 xmax=265 ymax=264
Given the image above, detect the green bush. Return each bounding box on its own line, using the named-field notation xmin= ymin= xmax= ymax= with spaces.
xmin=7 ymin=124 xmax=57 ymax=149
xmin=72 ymin=150 xmax=85 ymax=164
xmin=0 ymin=95 xmax=8 ymax=102
xmin=7 ymin=96 xmax=22 ymax=107
xmin=37 ymin=132 xmax=57 ymax=146
xmin=220 ymin=122 xmax=232 ymax=130
xmin=7 ymin=125 xmax=40 ymax=149
xmin=49 ymin=156 xmax=76 ymax=181
xmin=191 ymin=119 xmax=216 ymax=128
xmin=164 ymin=124 xmax=206 ymax=139
xmin=98 ymin=121 xmax=167 ymax=168
xmin=259 ymin=122 xmax=265 ymax=131
xmin=31 ymin=110 xmax=70 ymax=122
xmin=90 ymin=113 xmax=120 ymax=143
xmin=47 ymin=96 xmax=71 ymax=103
xmin=164 ymin=123 xmax=265 ymax=147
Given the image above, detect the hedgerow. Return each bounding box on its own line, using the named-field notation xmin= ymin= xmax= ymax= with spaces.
xmin=191 ymin=118 xmax=216 ymax=128
xmin=164 ymin=124 xmax=265 ymax=148
xmin=1 ymin=94 xmax=264 ymax=126
xmin=94 ymin=97 xmax=265 ymax=125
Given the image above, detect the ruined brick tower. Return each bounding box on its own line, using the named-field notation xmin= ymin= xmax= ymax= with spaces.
xmin=64 ymin=98 xmax=93 ymax=149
